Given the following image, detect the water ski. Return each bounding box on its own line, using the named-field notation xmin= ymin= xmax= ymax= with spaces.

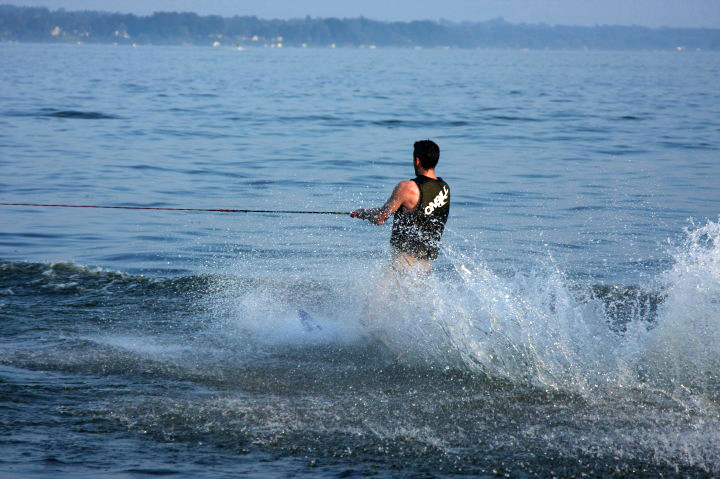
xmin=298 ymin=309 xmax=322 ymax=332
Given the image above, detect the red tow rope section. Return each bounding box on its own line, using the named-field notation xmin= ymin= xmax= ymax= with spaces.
xmin=0 ymin=202 xmax=349 ymax=215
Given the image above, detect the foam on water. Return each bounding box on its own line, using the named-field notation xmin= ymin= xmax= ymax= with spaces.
xmin=205 ymin=219 xmax=720 ymax=405
xmin=205 ymin=270 xmax=368 ymax=348
xmin=357 ymin=253 xmax=633 ymax=394
xmin=394 ymin=219 xmax=720 ymax=402
xmin=10 ymin=217 xmax=713 ymax=407
xmin=639 ymin=218 xmax=720 ymax=396
xmin=196 ymin=220 xmax=720 ymax=473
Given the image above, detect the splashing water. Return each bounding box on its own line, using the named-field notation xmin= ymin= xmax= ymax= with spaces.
xmin=3 ymin=221 xmax=720 ymax=476
xmin=640 ymin=218 xmax=720 ymax=398
xmin=176 ymin=219 xmax=720 ymax=476
xmin=390 ymin=219 xmax=720 ymax=400
xmin=204 ymin=219 xmax=720 ymax=404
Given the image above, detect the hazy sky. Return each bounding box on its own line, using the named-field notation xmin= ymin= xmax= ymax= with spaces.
xmin=8 ymin=0 xmax=720 ymax=28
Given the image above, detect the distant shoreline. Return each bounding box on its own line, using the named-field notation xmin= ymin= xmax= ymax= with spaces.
xmin=2 ymin=42 xmax=718 ymax=54
xmin=2 ymin=4 xmax=719 ymax=50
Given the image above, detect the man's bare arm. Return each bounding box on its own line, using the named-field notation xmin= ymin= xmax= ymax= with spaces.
xmin=350 ymin=180 xmax=419 ymax=225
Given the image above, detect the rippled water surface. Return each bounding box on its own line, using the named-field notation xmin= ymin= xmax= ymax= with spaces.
xmin=1 ymin=43 xmax=720 ymax=478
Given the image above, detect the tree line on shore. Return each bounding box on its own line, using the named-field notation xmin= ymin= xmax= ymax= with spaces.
xmin=1 ymin=4 xmax=718 ymax=50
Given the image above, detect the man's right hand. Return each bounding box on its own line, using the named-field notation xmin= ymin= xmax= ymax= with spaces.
xmin=350 ymin=209 xmax=367 ymax=219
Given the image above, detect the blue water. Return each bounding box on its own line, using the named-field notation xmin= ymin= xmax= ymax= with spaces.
xmin=1 ymin=43 xmax=720 ymax=477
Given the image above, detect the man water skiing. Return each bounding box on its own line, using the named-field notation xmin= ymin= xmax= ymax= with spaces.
xmin=350 ymin=139 xmax=451 ymax=273
xmin=350 ymin=140 xmax=450 ymax=354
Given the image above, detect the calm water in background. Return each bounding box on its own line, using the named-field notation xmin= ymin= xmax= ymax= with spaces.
xmin=1 ymin=43 xmax=720 ymax=477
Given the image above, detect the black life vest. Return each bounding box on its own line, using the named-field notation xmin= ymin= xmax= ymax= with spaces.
xmin=390 ymin=176 xmax=450 ymax=260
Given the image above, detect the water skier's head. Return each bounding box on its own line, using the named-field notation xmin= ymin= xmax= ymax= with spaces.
xmin=413 ymin=140 xmax=440 ymax=173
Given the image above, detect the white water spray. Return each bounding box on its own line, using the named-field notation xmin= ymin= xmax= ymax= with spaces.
xmin=209 ymin=219 xmax=720 ymax=403
xmin=362 ymin=219 xmax=720 ymax=400
xmin=640 ymin=219 xmax=720 ymax=396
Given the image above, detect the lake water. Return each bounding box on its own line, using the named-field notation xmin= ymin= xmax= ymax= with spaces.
xmin=1 ymin=43 xmax=720 ymax=477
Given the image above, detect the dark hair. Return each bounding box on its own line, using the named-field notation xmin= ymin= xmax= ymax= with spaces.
xmin=413 ymin=140 xmax=440 ymax=169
